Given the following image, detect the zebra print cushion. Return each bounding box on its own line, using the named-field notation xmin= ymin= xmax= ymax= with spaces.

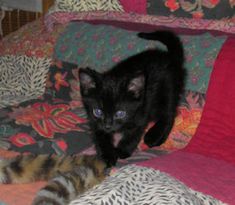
xmin=70 ymin=165 xmax=225 ymax=205
xmin=0 ymin=55 xmax=51 ymax=108
xmin=52 ymin=0 xmax=124 ymax=12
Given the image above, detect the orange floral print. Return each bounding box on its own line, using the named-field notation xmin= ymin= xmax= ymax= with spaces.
xmin=161 ymin=106 xmax=202 ymax=150
xmin=54 ymin=72 xmax=70 ymax=91
xmin=138 ymin=106 xmax=202 ymax=151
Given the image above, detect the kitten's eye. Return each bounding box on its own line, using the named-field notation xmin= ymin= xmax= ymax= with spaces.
xmin=115 ymin=110 xmax=126 ymax=119
xmin=93 ymin=108 xmax=103 ymax=118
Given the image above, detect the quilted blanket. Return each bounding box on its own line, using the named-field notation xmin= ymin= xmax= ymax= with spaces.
xmin=0 ymin=11 xmax=234 ymax=205
xmin=70 ymin=165 xmax=225 ymax=205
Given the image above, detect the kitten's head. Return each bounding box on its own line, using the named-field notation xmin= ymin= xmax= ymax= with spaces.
xmin=79 ymin=68 xmax=145 ymax=133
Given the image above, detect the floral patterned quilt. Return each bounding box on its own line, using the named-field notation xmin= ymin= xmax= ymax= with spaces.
xmin=0 ymin=59 xmax=205 ymax=164
xmin=0 ymin=11 xmax=233 ymax=205
xmin=0 ymin=19 xmax=227 ymax=165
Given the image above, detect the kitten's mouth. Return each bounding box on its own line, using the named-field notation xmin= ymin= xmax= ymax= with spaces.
xmin=113 ymin=132 xmax=123 ymax=147
xmin=103 ymin=127 xmax=115 ymax=133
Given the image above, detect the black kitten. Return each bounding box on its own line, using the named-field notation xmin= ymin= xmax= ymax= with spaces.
xmin=79 ymin=31 xmax=186 ymax=167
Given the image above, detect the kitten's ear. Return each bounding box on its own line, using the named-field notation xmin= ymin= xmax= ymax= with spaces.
xmin=128 ymin=75 xmax=145 ymax=97
xmin=79 ymin=68 xmax=97 ymax=95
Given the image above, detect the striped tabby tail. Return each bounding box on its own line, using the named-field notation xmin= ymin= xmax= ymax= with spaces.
xmin=0 ymin=155 xmax=107 ymax=205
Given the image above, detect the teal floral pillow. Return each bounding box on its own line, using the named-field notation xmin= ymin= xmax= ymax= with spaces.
xmin=54 ymin=22 xmax=226 ymax=93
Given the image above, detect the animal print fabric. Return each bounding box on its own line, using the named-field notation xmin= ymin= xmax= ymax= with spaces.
xmin=70 ymin=165 xmax=226 ymax=205
xmin=0 ymin=55 xmax=51 ymax=108
xmin=52 ymin=0 xmax=124 ymax=12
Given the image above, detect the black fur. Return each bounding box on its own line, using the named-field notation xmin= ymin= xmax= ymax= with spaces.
xmin=79 ymin=31 xmax=186 ymax=167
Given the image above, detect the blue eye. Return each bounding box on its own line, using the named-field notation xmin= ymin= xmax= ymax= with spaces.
xmin=115 ymin=110 xmax=126 ymax=119
xmin=93 ymin=108 xmax=103 ymax=118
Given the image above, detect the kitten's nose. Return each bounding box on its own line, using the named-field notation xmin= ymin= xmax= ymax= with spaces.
xmin=104 ymin=119 xmax=113 ymax=131
xmin=105 ymin=124 xmax=112 ymax=130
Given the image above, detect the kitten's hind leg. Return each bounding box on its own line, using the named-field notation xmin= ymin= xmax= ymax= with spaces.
xmin=144 ymin=76 xmax=180 ymax=147
xmin=144 ymin=116 xmax=175 ymax=147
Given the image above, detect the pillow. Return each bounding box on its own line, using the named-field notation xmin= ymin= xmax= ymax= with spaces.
xmin=147 ymin=0 xmax=235 ymax=20
xmin=54 ymin=22 xmax=227 ymax=94
xmin=50 ymin=0 xmax=124 ymax=12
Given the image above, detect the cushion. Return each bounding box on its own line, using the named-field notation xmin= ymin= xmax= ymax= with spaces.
xmin=54 ymin=22 xmax=226 ymax=93
xmin=50 ymin=0 xmax=124 ymax=13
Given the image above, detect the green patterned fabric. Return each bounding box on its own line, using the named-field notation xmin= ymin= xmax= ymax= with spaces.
xmin=54 ymin=22 xmax=226 ymax=93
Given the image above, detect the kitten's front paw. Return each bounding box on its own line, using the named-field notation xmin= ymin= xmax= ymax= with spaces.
xmin=144 ymin=128 xmax=166 ymax=148
xmin=101 ymin=154 xmax=118 ymax=167
xmin=116 ymin=148 xmax=131 ymax=159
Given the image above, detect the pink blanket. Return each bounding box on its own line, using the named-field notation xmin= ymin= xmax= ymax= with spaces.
xmin=138 ymin=37 xmax=235 ymax=205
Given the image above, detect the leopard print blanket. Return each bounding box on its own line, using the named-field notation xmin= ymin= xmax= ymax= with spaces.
xmin=70 ymin=165 xmax=226 ymax=205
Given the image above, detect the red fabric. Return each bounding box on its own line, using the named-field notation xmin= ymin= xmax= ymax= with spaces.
xmin=119 ymin=0 xmax=147 ymax=14
xmin=184 ymin=37 xmax=235 ymax=165
xmin=137 ymin=151 xmax=235 ymax=205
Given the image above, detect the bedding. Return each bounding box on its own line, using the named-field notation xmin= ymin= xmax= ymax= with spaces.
xmin=137 ymin=151 xmax=235 ymax=205
xmin=0 ymin=18 xmax=65 ymax=58
xmin=0 ymin=59 xmax=204 ymax=156
xmin=0 ymin=21 xmax=213 ymax=155
xmin=54 ymin=22 xmax=226 ymax=93
xmin=1 ymin=21 xmax=226 ymax=155
xmin=147 ymin=0 xmax=235 ymax=20
xmin=50 ymin=0 xmax=124 ymax=13
xmin=0 ymin=5 xmax=235 ymax=205
xmin=45 ymin=11 xmax=235 ymax=35
xmin=119 ymin=0 xmax=147 ymax=14
xmin=0 ymin=56 xmax=51 ymax=109
xmin=70 ymin=165 xmax=225 ymax=205
xmin=137 ymin=37 xmax=235 ymax=205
